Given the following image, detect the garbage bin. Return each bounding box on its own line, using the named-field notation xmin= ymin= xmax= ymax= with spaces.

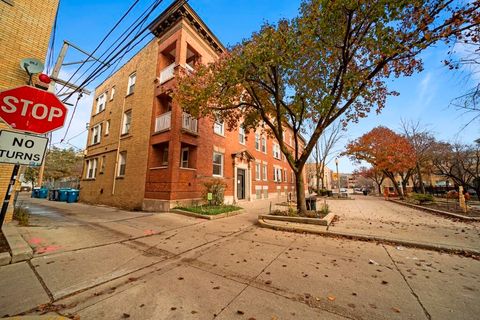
xmin=48 ymin=189 xmax=58 ymax=201
xmin=31 ymin=188 xmax=40 ymax=198
xmin=327 ymin=190 xmax=333 ymax=197
xmin=58 ymin=189 xmax=70 ymax=202
xmin=66 ymin=189 xmax=79 ymax=203
xmin=306 ymin=197 xmax=317 ymax=211
xmin=38 ymin=188 xmax=48 ymax=199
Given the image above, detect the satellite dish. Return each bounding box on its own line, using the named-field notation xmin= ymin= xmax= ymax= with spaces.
xmin=20 ymin=58 xmax=44 ymax=74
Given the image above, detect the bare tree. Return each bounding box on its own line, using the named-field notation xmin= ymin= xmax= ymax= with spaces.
xmin=400 ymin=120 xmax=436 ymax=194
xmin=432 ymin=142 xmax=480 ymax=196
xmin=312 ymin=122 xmax=343 ymax=191
xmin=353 ymin=166 xmax=385 ymax=195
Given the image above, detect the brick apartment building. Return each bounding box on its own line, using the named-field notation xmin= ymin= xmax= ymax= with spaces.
xmin=0 ymin=0 xmax=59 ymax=223
xmin=80 ymin=1 xmax=306 ymax=211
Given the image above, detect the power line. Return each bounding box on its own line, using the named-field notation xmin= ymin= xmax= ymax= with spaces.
xmin=46 ymin=0 xmax=61 ymax=74
xmin=56 ymin=0 xmax=142 ymax=95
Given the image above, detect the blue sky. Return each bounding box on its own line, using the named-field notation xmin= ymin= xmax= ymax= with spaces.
xmin=49 ymin=0 xmax=479 ymax=173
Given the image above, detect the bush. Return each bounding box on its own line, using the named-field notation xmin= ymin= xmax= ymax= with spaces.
xmin=203 ymin=178 xmax=227 ymax=206
xmin=13 ymin=206 xmax=30 ymax=226
xmin=410 ymin=193 xmax=434 ymax=204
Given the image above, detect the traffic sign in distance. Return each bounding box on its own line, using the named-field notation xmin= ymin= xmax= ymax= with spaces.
xmin=0 ymin=130 xmax=48 ymax=166
xmin=0 ymin=86 xmax=67 ymax=134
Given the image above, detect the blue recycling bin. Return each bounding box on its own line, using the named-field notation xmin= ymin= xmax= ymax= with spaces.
xmin=31 ymin=188 xmax=40 ymax=198
xmin=38 ymin=188 xmax=48 ymax=199
xmin=58 ymin=189 xmax=70 ymax=202
xmin=66 ymin=190 xmax=79 ymax=203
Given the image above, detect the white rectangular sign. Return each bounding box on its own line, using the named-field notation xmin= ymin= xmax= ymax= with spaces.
xmin=0 ymin=130 xmax=48 ymax=166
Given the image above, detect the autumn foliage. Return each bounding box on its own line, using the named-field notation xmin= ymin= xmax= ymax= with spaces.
xmin=346 ymin=127 xmax=416 ymax=197
xmin=175 ymin=0 xmax=479 ymax=211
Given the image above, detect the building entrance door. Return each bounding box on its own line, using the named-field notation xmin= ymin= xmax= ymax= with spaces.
xmin=237 ymin=168 xmax=246 ymax=200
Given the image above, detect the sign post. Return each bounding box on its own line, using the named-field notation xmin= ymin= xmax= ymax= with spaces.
xmin=0 ymin=131 xmax=48 ymax=228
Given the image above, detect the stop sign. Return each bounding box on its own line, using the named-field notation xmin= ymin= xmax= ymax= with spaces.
xmin=0 ymin=86 xmax=67 ymax=134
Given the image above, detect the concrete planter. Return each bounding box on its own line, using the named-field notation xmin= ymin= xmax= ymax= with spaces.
xmin=2 ymin=224 xmax=33 ymax=263
xmin=259 ymin=212 xmax=336 ymax=226
xmin=391 ymin=200 xmax=480 ymax=222
xmin=171 ymin=208 xmax=244 ymax=220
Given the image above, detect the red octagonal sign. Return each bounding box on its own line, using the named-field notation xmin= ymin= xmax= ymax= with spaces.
xmin=0 ymin=86 xmax=67 ymax=134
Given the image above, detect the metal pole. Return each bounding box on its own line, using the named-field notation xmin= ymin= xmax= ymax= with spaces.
xmin=0 ymin=164 xmax=20 ymax=228
xmin=335 ymin=159 xmax=340 ymax=196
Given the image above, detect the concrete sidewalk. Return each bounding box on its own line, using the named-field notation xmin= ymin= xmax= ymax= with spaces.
xmin=1 ymin=195 xmax=479 ymax=319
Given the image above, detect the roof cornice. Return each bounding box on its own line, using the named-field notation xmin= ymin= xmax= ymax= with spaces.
xmin=148 ymin=1 xmax=225 ymax=55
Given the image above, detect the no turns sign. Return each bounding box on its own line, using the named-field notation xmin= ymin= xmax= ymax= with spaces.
xmin=0 ymin=130 xmax=48 ymax=166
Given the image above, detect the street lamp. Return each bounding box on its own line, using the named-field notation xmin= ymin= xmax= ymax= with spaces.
xmin=335 ymin=158 xmax=341 ymax=196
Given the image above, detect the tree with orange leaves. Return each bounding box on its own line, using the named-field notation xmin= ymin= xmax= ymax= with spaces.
xmin=345 ymin=127 xmax=416 ymax=198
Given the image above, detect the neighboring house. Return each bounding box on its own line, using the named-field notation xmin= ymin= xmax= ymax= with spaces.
xmin=0 ymin=0 xmax=59 ymax=224
xmin=80 ymin=1 xmax=306 ymax=211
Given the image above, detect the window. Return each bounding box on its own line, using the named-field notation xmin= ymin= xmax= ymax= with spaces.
xmin=91 ymin=124 xmax=102 ymax=145
xmin=262 ymin=164 xmax=268 ymax=181
xmin=261 ymin=136 xmax=267 ymax=153
xmin=96 ymin=93 xmax=106 ymax=114
xmin=238 ymin=125 xmax=245 ymax=144
xmin=105 ymin=120 xmax=110 ymax=136
xmin=291 ymin=171 xmax=294 ymax=183
xmin=213 ymin=152 xmax=224 ymax=176
xmin=118 ymin=152 xmax=127 ymax=176
xmin=255 ymin=133 xmax=260 ymax=150
xmin=180 ymin=147 xmax=189 ymax=168
xmin=85 ymin=158 xmax=98 ymax=179
xmin=162 ymin=146 xmax=169 ymax=166
xmin=214 ymin=121 xmax=224 ymax=135
xmin=110 ymin=86 xmax=116 ymax=100
xmin=274 ymin=167 xmax=282 ymax=182
xmin=122 ymin=110 xmax=131 ymax=135
xmin=284 ymin=169 xmax=287 ymax=182
xmin=273 ymin=144 xmax=281 ymax=159
xmin=99 ymin=156 xmax=106 ymax=174
xmin=127 ymin=73 xmax=136 ymax=95
xmin=255 ymin=162 xmax=261 ymax=180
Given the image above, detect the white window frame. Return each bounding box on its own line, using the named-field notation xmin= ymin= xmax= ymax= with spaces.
xmin=239 ymin=125 xmax=245 ymax=145
xmin=127 ymin=73 xmax=136 ymax=95
xmin=255 ymin=133 xmax=260 ymax=151
xmin=96 ymin=93 xmax=106 ymax=114
xmin=213 ymin=152 xmax=224 ymax=177
xmin=255 ymin=162 xmax=261 ymax=180
xmin=261 ymin=136 xmax=267 ymax=153
xmin=214 ymin=121 xmax=224 ymax=136
xmin=110 ymin=86 xmax=116 ymax=101
xmin=284 ymin=169 xmax=287 ymax=182
xmin=118 ymin=152 xmax=127 ymax=177
xmin=122 ymin=110 xmax=132 ymax=135
xmin=91 ymin=123 xmax=102 ymax=145
xmin=273 ymin=143 xmax=280 ymax=159
xmin=262 ymin=163 xmax=268 ymax=181
xmin=180 ymin=147 xmax=189 ymax=168
xmin=86 ymin=158 xmax=98 ymax=179
xmin=105 ymin=120 xmax=110 ymax=136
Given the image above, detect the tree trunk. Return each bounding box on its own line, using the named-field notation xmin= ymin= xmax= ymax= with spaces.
xmin=384 ymin=171 xmax=404 ymax=199
xmin=376 ymin=182 xmax=382 ymax=195
xmin=295 ymin=171 xmax=307 ymax=213
xmin=416 ymin=163 xmax=425 ymax=194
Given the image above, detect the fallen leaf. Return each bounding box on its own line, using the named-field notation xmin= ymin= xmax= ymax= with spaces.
xmin=237 ymin=310 xmax=245 ymax=315
xmin=392 ymin=307 xmax=401 ymax=313
xmin=122 ymin=313 xmax=130 ymax=318
xmin=327 ymin=295 xmax=336 ymax=301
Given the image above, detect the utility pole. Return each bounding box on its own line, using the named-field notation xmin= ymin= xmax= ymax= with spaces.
xmin=37 ymin=40 xmax=106 ymax=187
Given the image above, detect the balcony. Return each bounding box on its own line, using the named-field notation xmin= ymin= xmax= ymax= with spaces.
xmin=182 ymin=112 xmax=198 ymax=134
xmin=155 ymin=111 xmax=171 ymax=132
xmin=159 ymin=62 xmax=176 ymax=84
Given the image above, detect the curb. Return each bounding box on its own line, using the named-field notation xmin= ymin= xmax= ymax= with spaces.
xmin=0 ymin=251 xmax=11 ymax=266
xmin=258 ymin=217 xmax=480 ymax=258
xmin=1 ymin=224 xmax=33 ymax=263
xmin=171 ymin=209 xmax=244 ymax=220
xmin=390 ymin=200 xmax=480 ymax=222
xmin=258 ymin=212 xmax=335 ymax=226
